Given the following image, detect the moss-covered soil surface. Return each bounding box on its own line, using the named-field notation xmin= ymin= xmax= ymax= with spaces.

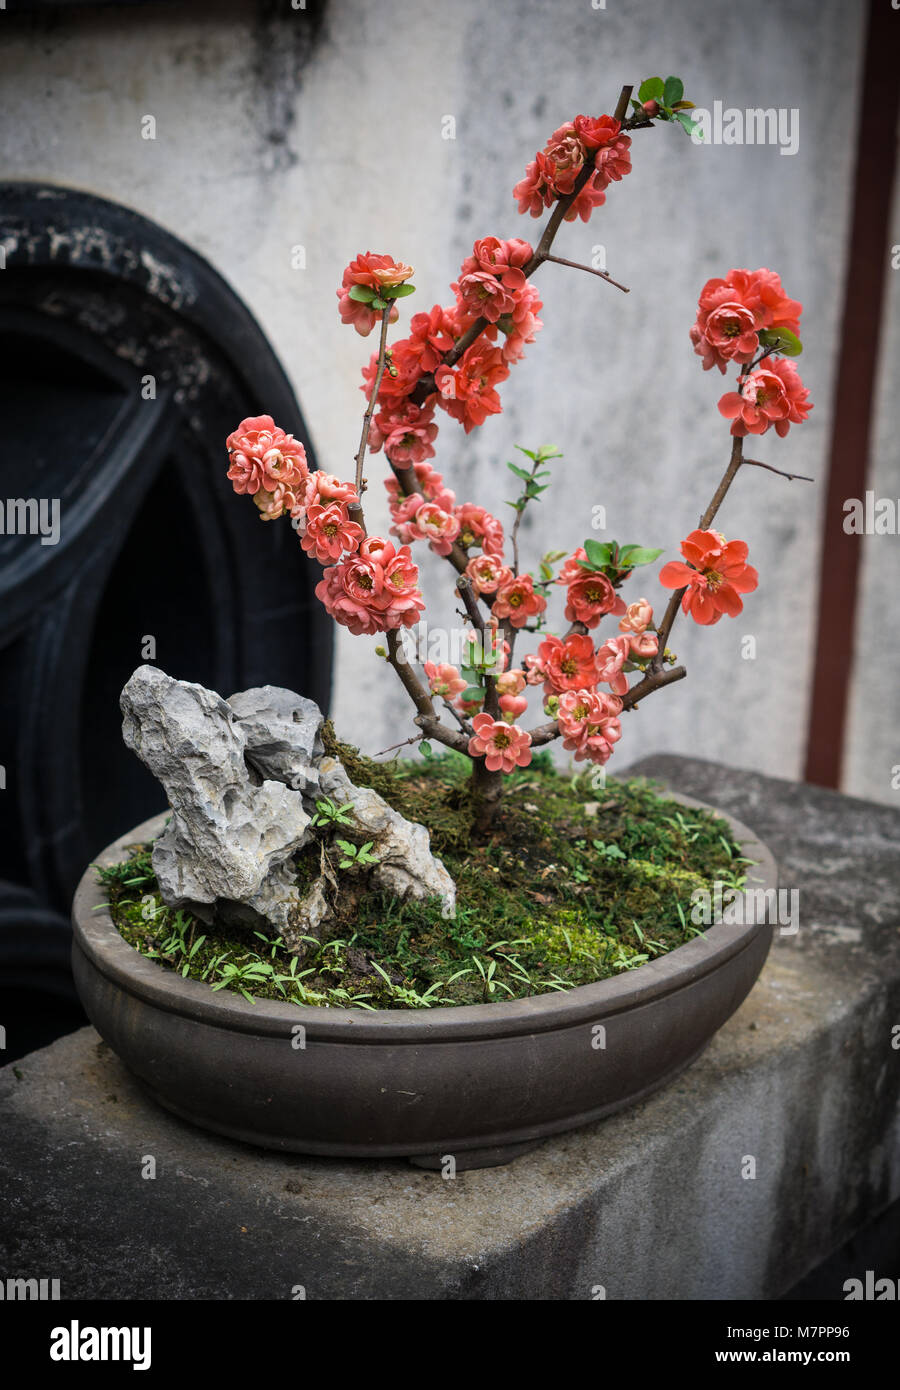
xmin=98 ymin=732 xmax=752 ymax=1011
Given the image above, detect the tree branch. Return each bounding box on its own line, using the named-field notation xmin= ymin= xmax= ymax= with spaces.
xmin=743 ymin=457 xmax=814 ymax=484
xmin=544 ymin=254 xmax=629 ymax=293
xmin=354 ymin=305 xmax=393 ymax=496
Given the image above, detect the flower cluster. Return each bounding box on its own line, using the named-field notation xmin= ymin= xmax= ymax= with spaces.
xmin=359 ymin=235 xmax=544 ymax=445
xmin=315 ymin=537 xmax=425 ymax=637
xmin=690 ymin=268 xmax=801 ymax=373
xmin=336 ymin=253 xmax=414 ymax=337
xmin=513 ymin=115 xmax=632 ymax=224
xmin=226 ymin=415 xmax=309 ymax=521
xmin=690 ymin=267 xmax=814 ymax=439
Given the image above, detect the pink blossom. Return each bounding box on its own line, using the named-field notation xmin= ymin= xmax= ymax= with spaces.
xmin=300 ymin=501 xmax=364 ymax=563
xmin=460 ymin=237 xmax=533 ymax=281
xmin=300 ymin=472 xmax=360 ymax=508
xmin=424 ymin=662 xmax=467 ymax=700
xmin=557 ymin=689 xmax=623 ymax=764
xmin=252 ymin=483 xmax=300 ymax=522
xmin=385 ymin=461 xmax=455 ymax=517
xmin=315 ymin=538 xmax=424 ymax=636
xmin=465 ymin=553 xmax=511 ymax=596
xmin=409 ymin=501 xmax=462 ymax=556
xmin=718 ymin=358 xmax=813 ymax=438
xmin=691 ymin=268 xmax=803 ymax=374
xmin=522 ymin=652 xmax=547 ymax=686
xmin=492 ymin=573 xmax=547 ymax=629
xmin=337 ymin=252 xmax=412 ymax=337
xmin=594 ymin=636 xmax=632 ymax=695
xmin=455 ymin=503 xmax=505 ymax=556
xmin=628 ymin=631 xmax=659 ymax=659
xmin=468 ymin=713 xmax=533 ymax=773
xmin=455 ymin=270 xmax=523 ymax=324
xmin=496 ymin=668 xmax=526 ymax=697
xmin=499 ymin=693 xmax=529 ymax=722
xmin=226 ymin=415 xmax=309 ymax=503
xmin=434 ymin=343 xmax=510 ymax=432
xmin=619 ymin=598 xmax=654 ymax=635
xmin=537 ymin=633 xmax=600 ymax=695
xmin=561 ymin=571 xmax=625 ymax=627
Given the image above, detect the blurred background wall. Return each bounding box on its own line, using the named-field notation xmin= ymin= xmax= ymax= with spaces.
xmin=1 ymin=0 xmax=896 ymax=814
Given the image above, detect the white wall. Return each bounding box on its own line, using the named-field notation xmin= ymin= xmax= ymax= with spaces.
xmin=3 ymin=0 xmax=877 ymax=791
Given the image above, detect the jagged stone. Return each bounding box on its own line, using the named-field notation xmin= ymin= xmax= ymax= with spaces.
xmin=120 ymin=666 xmax=312 ymax=918
xmin=226 ymin=685 xmax=323 ymax=794
xmin=120 ymin=665 xmax=456 ymax=942
xmin=318 ymin=756 xmax=456 ymax=916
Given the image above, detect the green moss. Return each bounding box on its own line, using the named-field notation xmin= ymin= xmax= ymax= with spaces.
xmin=99 ymin=748 xmax=752 ymax=1011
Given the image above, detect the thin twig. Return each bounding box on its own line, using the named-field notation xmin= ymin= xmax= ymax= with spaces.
xmin=354 ymin=305 xmax=393 ymax=495
xmin=743 ymin=458 xmax=814 ymax=484
xmin=544 ymin=254 xmax=629 ymax=293
xmin=374 ymin=734 xmax=423 ymax=757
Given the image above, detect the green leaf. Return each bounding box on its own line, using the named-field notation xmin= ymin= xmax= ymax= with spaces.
xmin=663 ymin=76 xmax=684 ymax=107
xmin=382 ymin=282 xmax=416 ymax=298
xmin=462 ymin=686 xmax=484 ymax=703
xmin=638 ymin=76 xmax=665 ymax=102
xmin=675 ymin=111 xmax=700 ymax=136
xmin=514 ymin=445 xmax=537 ymax=462
xmin=758 ymin=326 xmax=803 ymax=357
xmin=583 ymin=538 xmax=614 ymax=569
xmin=419 ymin=740 xmax=433 ymax=758
xmin=506 ymin=461 xmax=533 ymax=481
xmin=617 ymin=545 xmax=664 ymax=567
xmin=370 ymin=296 xmax=388 ymax=311
xmin=347 ymin=284 xmax=376 ymax=304
xmin=671 ymin=100 xmax=695 ymax=111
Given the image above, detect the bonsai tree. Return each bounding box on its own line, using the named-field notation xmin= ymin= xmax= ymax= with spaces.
xmin=224 ymin=79 xmax=813 ymax=834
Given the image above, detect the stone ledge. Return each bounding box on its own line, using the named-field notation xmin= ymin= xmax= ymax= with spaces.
xmin=1 ymin=755 xmax=899 ymax=1300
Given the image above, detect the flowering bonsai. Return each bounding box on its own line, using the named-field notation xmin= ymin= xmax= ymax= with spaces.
xmin=226 ymin=78 xmax=813 ymax=839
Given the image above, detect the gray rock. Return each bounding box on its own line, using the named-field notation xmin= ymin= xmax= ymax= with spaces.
xmin=227 ymin=685 xmax=323 ymax=794
xmin=121 ymin=666 xmax=313 ymax=921
xmin=319 ymin=756 xmax=456 ymax=916
xmin=119 ymin=665 xmax=456 ymax=939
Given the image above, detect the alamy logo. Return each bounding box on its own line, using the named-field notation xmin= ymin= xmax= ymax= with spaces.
xmin=50 ymin=1321 xmax=151 ymax=1371
xmin=843 ymin=1271 xmax=899 ymax=1300
xmin=842 ymin=492 xmax=900 ymax=535
xmin=0 ymin=497 xmax=61 ymax=546
xmin=0 ymin=1276 xmax=60 ymax=1300
xmin=690 ymin=101 xmax=799 ymax=156
xmin=690 ymin=882 xmax=799 ymax=935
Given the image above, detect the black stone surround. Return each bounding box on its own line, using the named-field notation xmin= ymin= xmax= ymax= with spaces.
xmin=0 ymin=183 xmax=332 ymax=1055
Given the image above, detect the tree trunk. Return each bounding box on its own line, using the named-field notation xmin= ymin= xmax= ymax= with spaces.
xmin=470 ymin=756 xmax=504 ymax=838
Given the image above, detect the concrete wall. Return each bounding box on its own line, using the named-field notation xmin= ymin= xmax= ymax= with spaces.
xmin=3 ymin=0 xmax=881 ymax=793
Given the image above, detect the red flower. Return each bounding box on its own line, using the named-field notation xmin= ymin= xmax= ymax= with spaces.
xmin=434 ymin=343 xmax=510 ymax=432
xmin=537 ymin=633 xmax=600 ymax=695
xmin=691 ymin=268 xmax=803 ymax=374
xmin=658 ymin=529 xmax=758 ymax=626
xmin=512 ymin=117 xmax=631 ymax=225
xmin=468 ymin=713 xmax=533 ymax=773
xmin=718 ymin=358 xmax=813 ymax=438
xmin=492 ymin=573 xmax=547 ymax=628
xmin=315 ymin=538 xmax=424 ymax=636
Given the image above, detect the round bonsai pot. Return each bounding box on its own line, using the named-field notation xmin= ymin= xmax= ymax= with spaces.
xmin=71 ymin=794 xmax=776 ymax=1169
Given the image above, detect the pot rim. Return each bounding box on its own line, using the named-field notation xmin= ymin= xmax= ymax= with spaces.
xmin=72 ymin=790 xmax=777 ymax=1044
